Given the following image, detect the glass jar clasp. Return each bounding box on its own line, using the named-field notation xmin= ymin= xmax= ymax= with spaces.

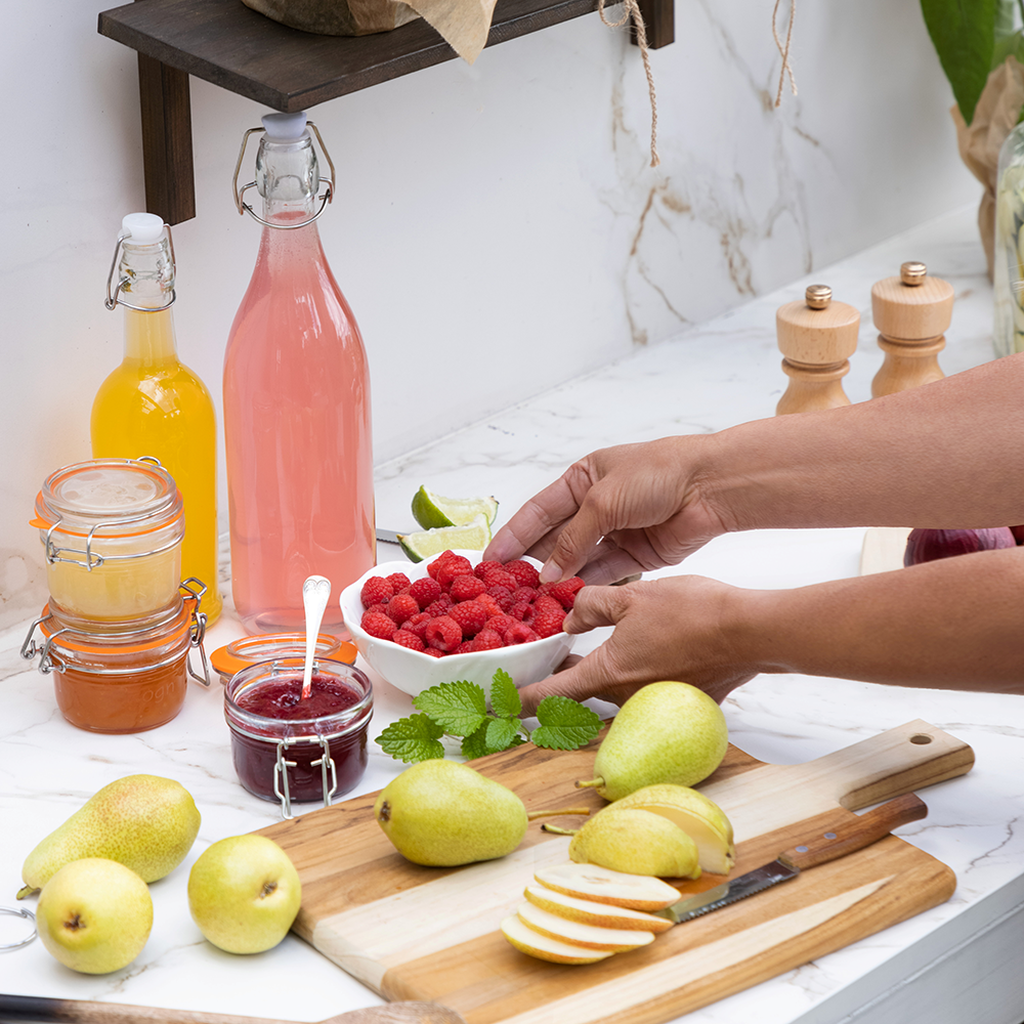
xmin=181 ymin=578 xmax=212 ymax=687
xmin=232 ymin=120 xmax=336 ymax=230
xmin=104 ymin=226 xmax=177 ymax=312
xmin=273 ymin=735 xmax=338 ymax=820
xmin=0 ymin=906 xmax=36 ymax=952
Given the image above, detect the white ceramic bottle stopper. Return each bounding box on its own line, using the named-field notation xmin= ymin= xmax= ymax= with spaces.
xmin=775 ymin=284 xmax=860 ymax=415
xmin=871 ymin=261 xmax=953 ymax=397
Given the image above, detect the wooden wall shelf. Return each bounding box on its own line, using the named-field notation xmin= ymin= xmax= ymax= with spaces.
xmin=98 ymin=0 xmax=673 ymax=224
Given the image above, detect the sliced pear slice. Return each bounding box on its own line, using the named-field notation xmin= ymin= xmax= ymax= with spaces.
xmin=516 ymin=901 xmax=654 ymax=952
xmin=612 ymin=784 xmax=736 ymax=874
xmin=523 ymin=884 xmax=673 ymax=933
xmin=534 ymin=862 xmax=681 ymax=912
xmin=500 ymin=914 xmax=615 ymax=964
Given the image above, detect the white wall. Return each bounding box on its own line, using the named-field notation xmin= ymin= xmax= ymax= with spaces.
xmin=0 ymin=0 xmax=978 ymax=628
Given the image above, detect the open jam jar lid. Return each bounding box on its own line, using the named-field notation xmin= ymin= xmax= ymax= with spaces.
xmin=210 ymin=632 xmax=357 ymax=685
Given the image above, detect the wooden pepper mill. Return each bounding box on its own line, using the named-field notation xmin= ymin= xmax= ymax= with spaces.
xmin=775 ymin=284 xmax=860 ymax=415
xmin=871 ymin=261 xmax=953 ymax=397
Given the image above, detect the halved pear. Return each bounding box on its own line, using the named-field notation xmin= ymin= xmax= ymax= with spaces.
xmin=534 ymin=862 xmax=681 ymax=912
xmin=569 ymin=808 xmax=701 ymax=878
xmin=500 ymin=914 xmax=615 ymax=964
xmin=611 ymin=784 xmax=736 ymax=874
xmin=523 ymin=884 xmax=673 ymax=933
xmin=516 ymin=901 xmax=655 ymax=952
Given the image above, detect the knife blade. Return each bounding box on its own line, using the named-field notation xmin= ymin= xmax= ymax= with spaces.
xmin=376 ymin=528 xmax=402 ymax=545
xmin=657 ymin=791 xmax=928 ymax=925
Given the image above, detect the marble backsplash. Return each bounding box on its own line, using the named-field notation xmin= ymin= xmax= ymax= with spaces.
xmin=0 ymin=0 xmax=981 ymax=627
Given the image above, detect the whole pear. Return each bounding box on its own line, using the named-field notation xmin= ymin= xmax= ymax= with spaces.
xmin=36 ymin=858 xmax=153 ymax=974
xmin=20 ymin=774 xmax=200 ymax=898
xmin=569 ymin=807 xmax=701 ymax=878
xmin=578 ymin=682 xmax=728 ymax=801
xmin=374 ymin=760 xmax=528 ymax=866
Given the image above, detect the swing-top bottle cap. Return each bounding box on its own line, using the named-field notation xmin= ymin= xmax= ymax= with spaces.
xmin=262 ymin=111 xmax=308 ymax=143
xmin=121 ymin=212 xmax=165 ymax=245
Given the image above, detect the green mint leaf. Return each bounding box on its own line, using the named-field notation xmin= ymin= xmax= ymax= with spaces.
xmin=375 ymin=714 xmax=446 ymax=762
xmin=531 ymin=695 xmax=602 ymax=750
xmin=921 ymin=0 xmax=997 ymax=124
xmin=485 ymin=716 xmax=521 ymax=753
xmin=412 ymin=680 xmax=488 ymax=736
xmin=461 ymin=723 xmax=491 ymax=760
xmin=489 ymin=668 xmax=522 ymax=719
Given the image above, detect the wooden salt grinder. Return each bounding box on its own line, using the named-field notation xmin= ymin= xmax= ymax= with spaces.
xmin=775 ymin=284 xmax=860 ymax=415
xmin=871 ymin=261 xmax=953 ymax=397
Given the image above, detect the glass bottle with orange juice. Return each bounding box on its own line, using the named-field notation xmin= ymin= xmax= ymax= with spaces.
xmin=90 ymin=213 xmax=222 ymax=624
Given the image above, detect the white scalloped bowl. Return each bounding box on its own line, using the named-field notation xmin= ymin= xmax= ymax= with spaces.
xmin=339 ymin=552 xmax=576 ymax=700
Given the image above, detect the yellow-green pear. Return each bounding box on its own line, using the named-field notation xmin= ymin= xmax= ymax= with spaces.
xmin=36 ymin=858 xmax=153 ymax=974
xmin=374 ymin=760 xmax=528 ymax=866
xmin=19 ymin=774 xmax=200 ymax=898
xmin=568 ymin=807 xmax=701 ymax=878
xmin=577 ymin=682 xmax=728 ymax=801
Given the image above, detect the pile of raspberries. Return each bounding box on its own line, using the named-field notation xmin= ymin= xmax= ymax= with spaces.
xmin=358 ymin=550 xmax=585 ymax=657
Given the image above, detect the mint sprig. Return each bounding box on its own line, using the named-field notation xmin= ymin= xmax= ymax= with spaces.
xmin=375 ymin=669 xmax=601 ymax=763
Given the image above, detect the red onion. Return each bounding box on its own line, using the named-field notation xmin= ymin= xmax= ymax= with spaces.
xmin=904 ymin=527 xmax=1017 ymax=567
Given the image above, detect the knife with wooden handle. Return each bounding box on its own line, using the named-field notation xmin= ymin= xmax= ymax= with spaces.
xmin=0 ymin=996 xmax=466 ymax=1024
xmin=657 ymin=792 xmax=928 ymax=924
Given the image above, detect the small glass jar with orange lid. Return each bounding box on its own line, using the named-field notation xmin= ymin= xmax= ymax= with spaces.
xmin=32 ymin=457 xmax=185 ymax=623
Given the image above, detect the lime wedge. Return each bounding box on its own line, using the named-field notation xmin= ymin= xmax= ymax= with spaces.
xmin=411 ymin=486 xmax=499 ymax=530
xmin=398 ymin=514 xmax=493 ymax=562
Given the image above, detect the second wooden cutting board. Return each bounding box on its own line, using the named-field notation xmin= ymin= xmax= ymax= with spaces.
xmin=258 ymin=719 xmax=973 ymax=1024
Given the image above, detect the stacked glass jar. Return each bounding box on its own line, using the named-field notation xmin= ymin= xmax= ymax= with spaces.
xmin=22 ymin=457 xmax=210 ymax=733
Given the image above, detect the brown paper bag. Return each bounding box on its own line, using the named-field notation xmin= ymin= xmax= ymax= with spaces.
xmin=243 ymin=0 xmax=499 ymax=62
xmin=952 ymin=56 xmax=1024 ymax=281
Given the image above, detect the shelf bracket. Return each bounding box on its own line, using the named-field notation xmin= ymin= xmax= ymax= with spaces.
xmin=634 ymin=0 xmax=673 ymax=49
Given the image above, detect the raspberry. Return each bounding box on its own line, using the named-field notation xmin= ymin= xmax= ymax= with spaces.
xmin=386 ymin=592 xmax=420 ymax=625
xmin=512 ymin=586 xmax=539 ymax=604
xmin=449 ymin=600 xmax=487 ymax=637
xmin=437 ymin=557 xmax=473 ymax=589
xmin=386 ymin=572 xmax=412 ymax=593
xmin=404 ymin=611 xmax=432 ymax=639
xmin=529 ymin=595 xmax=566 ymax=638
xmin=506 ymin=622 xmax=539 ymax=645
xmin=361 ymin=610 xmax=397 ymax=640
xmin=487 ymin=585 xmax=514 ymax=612
xmin=484 ymin=613 xmax=515 ymax=637
xmin=509 ymin=599 xmax=532 ymax=621
xmin=504 ymin=559 xmax=540 ymax=588
xmin=475 ymin=592 xmax=505 ymax=618
xmin=360 ymin=576 xmax=393 ymax=608
xmin=543 ymin=576 xmax=586 ymax=611
xmin=471 ymin=628 xmax=505 ymax=651
xmin=364 ymin=602 xmax=389 ymax=617
xmin=392 ymin=629 xmax=426 ymax=652
xmin=426 ymin=550 xmax=460 ymax=579
xmin=408 ymin=576 xmax=442 ymax=609
xmin=453 ymin=640 xmax=476 ymax=654
xmin=474 ymin=560 xmax=503 ymax=580
xmin=424 ymin=595 xmax=453 ymax=618
xmin=480 ymin=568 xmax=517 ymax=591
xmin=425 ymin=615 xmax=462 ymax=651
xmin=450 ymin=574 xmax=487 ymax=602
xmin=424 ymin=647 xmax=445 ymax=658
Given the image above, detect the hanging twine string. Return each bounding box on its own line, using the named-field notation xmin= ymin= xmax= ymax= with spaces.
xmin=599 ymin=0 xmax=660 ymax=168
xmin=772 ymin=0 xmax=797 ymax=107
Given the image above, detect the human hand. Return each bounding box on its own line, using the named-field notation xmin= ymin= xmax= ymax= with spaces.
xmin=484 ymin=436 xmax=730 ymax=586
xmin=516 ymin=575 xmax=759 ymax=715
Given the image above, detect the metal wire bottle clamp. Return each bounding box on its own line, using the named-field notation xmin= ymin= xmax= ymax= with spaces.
xmin=232 ymin=120 xmax=336 ymax=230
xmin=0 ymin=906 xmax=36 ymax=952
xmin=104 ymin=225 xmax=177 ymax=312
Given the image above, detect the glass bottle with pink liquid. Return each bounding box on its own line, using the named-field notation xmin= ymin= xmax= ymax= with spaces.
xmin=224 ymin=111 xmax=375 ymax=634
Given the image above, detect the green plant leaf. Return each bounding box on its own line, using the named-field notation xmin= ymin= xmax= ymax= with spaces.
xmin=485 ymin=717 xmax=521 ymax=753
xmin=921 ymin=0 xmax=998 ymax=124
xmin=489 ymin=669 xmax=522 ymax=719
xmin=461 ymin=723 xmax=491 ymax=760
xmin=375 ymin=714 xmax=446 ymax=762
xmin=412 ymin=680 xmax=488 ymax=736
xmin=530 ymin=695 xmax=602 ymax=750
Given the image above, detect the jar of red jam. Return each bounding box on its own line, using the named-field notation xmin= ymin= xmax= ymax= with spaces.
xmin=224 ymin=657 xmax=372 ymax=818
xmin=210 ymin=632 xmax=356 ymax=685
xmin=21 ymin=590 xmax=209 ymax=733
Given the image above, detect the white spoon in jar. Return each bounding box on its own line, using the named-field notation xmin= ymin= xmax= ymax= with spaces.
xmin=301 ymin=575 xmax=332 ymax=700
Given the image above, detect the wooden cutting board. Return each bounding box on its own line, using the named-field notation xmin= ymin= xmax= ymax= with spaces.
xmin=258 ymin=719 xmax=973 ymax=1024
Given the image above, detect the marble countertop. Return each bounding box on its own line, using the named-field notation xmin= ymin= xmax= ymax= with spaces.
xmin=2 ymin=203 xmax=1020 ymax=1024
